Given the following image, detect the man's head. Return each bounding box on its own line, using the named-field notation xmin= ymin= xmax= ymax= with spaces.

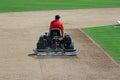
xmin=55 ymin=15 xmax=60 ymax=20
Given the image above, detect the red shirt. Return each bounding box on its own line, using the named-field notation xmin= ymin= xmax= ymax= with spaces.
xmin=50 ymin=20 xmax=64 ymax=31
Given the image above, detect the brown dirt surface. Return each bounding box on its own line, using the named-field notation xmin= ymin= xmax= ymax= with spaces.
xmin=0 ymin=8 xmax=120 ymax=80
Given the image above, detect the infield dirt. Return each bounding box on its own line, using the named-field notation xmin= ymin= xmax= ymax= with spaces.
xmin=0 ymin=8 xmax=120 ymax=80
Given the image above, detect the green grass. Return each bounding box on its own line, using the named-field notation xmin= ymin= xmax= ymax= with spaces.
xmin=0 ymin=0 xmax=120 ymax=12
xmin=82 ymin=25 xmax=120 ymax=63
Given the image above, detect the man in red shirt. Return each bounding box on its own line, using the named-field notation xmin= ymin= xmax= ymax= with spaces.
xmin=50 ymin=15 xmax=64 ymax=36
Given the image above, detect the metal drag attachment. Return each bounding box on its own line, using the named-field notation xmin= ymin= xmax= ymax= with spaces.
xmin=33 ymin=48 xmax=78 ymax=56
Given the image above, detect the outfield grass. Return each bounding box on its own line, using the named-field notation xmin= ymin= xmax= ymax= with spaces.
xmin=0 ymin=0 xmax=120 ymax=12
xmin=82 ymin=25 xmax=120 ymax=63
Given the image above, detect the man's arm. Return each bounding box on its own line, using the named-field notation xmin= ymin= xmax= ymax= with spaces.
xmin=61 ymin=30 xmax=64 ymax=37
xmin=60 ymin=22 xmax=64 ymax=37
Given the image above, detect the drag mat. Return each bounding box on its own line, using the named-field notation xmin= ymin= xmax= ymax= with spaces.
xmin=28 ymin=29 xmax=120 ymax=80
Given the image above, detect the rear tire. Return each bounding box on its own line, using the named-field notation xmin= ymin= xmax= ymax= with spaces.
xmin=63 ymin=35 xmax=74 ymax=49
xmin=37 ymin=35 xmax=47 ymax=49
xmin=64 ymin=42 xmax=74 ymax=49
xmin=68 ymin=42 xmax=74 ymax=49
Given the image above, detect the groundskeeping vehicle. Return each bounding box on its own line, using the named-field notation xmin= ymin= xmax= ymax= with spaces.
xmin=33 ymin=28 xmax=77 ymax=56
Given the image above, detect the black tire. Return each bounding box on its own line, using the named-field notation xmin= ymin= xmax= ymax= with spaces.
xmin=63 ymin=35 xmax=72 ymax=44
xmin=37 ymin=36 xmax=47 ymax=49
xmin=63 ymin=35 xmax=74 ymax=49
xmin=68 ymin=42 xmax=74 ymax=49
xmin=64 ymin=42 xmax=74 ymax=49
xmin=37 ymin=42 xmax=44 ymax=49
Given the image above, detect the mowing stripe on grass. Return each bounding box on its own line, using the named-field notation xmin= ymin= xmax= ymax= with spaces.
xmin=82 ymin=25 xmax=120 ymax=63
